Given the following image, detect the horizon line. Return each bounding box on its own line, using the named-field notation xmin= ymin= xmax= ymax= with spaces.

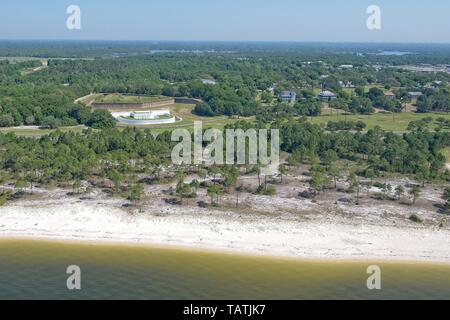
xmin=1 ymin=39 xmax=450 ymax=46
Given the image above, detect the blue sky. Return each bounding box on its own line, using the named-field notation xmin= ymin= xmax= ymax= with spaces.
xmin=1 ymin=0 xmax=449 ymax=43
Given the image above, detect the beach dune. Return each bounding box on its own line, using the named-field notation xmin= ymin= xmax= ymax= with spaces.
xmin=1 ymin=199 xmax=449 ymax=263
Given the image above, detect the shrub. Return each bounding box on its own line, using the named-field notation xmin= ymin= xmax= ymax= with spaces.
xmin=87 ymin=109 xmax=116 ymax=129
xmin=256 ymin=185 xmax=276 ymax=195
xmin=409 ymin=213 xmax=423 ymax=223
xmin=0 ymin=191 xmax=12 ymax=206
xmin=193 ymin=103 xmax=215 ymax=117
xmin=0 ymin=114 xmax=15 ymax=127
xmin=373 ymin=182 xmax=385 ymax=189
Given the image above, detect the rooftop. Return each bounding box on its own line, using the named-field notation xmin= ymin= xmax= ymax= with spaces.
xmin=318 ymin=90 xmax=337 ymax=97
xmin=201 ymin=79 xmax=217 ymax=85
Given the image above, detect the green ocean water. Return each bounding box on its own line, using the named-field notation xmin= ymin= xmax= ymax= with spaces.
xmin=0 ymin=239 xmax=449 ymax=300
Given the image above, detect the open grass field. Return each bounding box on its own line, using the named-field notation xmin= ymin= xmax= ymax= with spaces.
xmin=21 ymin=65 xmax=48 ymax=76
xmin=4 ymin=102 xmax=447 ymax=137
xmin=313 ymin=84 xmax=404 ymax=97
xmin=312 ymin=85 xmax=384 ymax=97
xmin=0 ymin=56 xmax=48 ymax=64
xmin=94 ymin=94 xmax=171 ymax=104
xmin=0 ymin=125 xmax=87 ymax=137
xmin=309 ymin=111 xmax=450 ymax=132
xmin=442 ymin=147 xmax=450 ymax=162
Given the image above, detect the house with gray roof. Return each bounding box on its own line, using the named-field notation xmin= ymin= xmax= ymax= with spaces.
xmin=407 ymin=92 xmax=423 ymax=100
xmin=280 ymin=91 xmax=297 ymax=104
xmin=317 ymin=90 xmax=337 ymax=101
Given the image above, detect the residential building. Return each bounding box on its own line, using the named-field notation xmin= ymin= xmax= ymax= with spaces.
xmin=280 ymin=91 xmax=297 ymax=103
xmin=384 ymin=92 xmax=396 ymax=100
xmin=339 ymin=80 xmax=355 ymax=88
xmin=201 ymin=79 xmax=217 ymax=85
xmin=317 ymin=90 xmax=337 ymax=101
xmin=407 ymin=92 xmax=423 ymax=99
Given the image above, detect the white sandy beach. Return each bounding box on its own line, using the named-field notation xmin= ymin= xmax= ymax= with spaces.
xmin=1 ymin=193 xmax=449 ymax=263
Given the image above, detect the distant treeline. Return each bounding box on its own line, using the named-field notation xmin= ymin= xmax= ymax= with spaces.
xmin=1 ymin=45 xmax=450 ymax=128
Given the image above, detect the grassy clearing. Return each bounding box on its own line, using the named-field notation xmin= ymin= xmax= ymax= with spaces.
xmin=21 ymin=65 xmax=48 ymax=76
xmin=342 ymin=88 xmax=356 ymax=95
xmin=309 ymin=111 xmax=450 ymax=132
xmin=0 ymin=125 xmax=87 ymax=137
xmin=95 ymin=94 xmax=171 ymax=104
xmin=0 ymin=56 xmax=48 ymax=64
xmin=442 ymin=147 xmax=450 ymax=162
xmin=2 ymin=111 xmax=448 ymax=137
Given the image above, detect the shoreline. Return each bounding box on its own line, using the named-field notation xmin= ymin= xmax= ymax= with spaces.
xmin=1 ymin=197 xmax=449 ymax=264
xmin=2 ymin=234 xmax=450 ymax=267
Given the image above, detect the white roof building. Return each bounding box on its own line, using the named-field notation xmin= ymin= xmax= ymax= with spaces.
xmin=317 ymin=90 xmax=337 ymax=101
xmin=131 ymin=110 xmax=171 ymax=120
xmin=201 ymin=79 xmax=217 ymax=85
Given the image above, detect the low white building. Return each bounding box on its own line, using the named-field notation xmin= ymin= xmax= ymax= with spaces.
xmin=201 ymin=79 xmax=217 ymax=85
xmin=131 ymin=110 xmax=171 ymax=120
xmin=111 ymin=109 xmax=178 ymax=125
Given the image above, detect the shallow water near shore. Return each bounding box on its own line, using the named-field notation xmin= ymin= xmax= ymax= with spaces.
xmin=0 ymin=239 xmax=449 ymax=300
